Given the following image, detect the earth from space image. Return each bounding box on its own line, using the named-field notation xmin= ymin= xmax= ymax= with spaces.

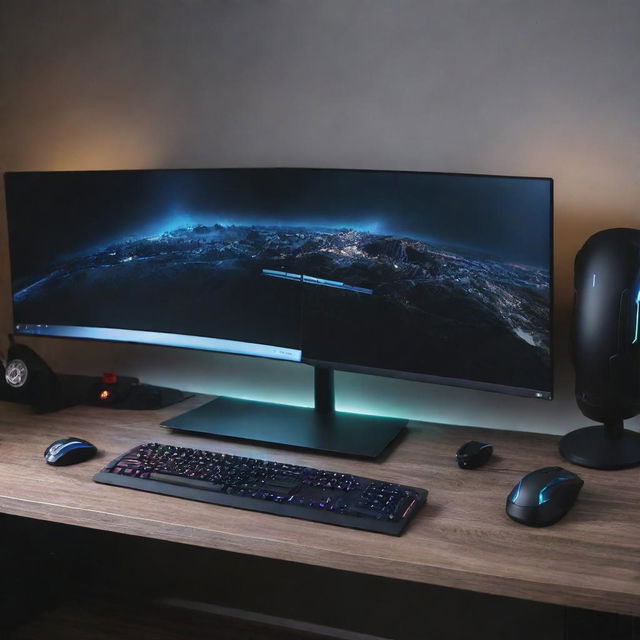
xmin=13 ymin=222 xmax=551 ymax=390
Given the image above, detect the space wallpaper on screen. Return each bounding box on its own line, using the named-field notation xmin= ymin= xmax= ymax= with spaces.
xmin=6 ymin=168 xmax=552 ymax=393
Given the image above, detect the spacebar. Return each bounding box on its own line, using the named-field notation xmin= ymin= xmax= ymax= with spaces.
xmin=149 ymin=472 xmax=225 ymax=492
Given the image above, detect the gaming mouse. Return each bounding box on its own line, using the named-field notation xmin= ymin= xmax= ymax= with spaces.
xmin=456 ymin=440 xmax=493 ymax=469
xmin=44 ymin=437 xmax=97 ymax=466
xmin=506 ymin=466 xmax=583 ymax=527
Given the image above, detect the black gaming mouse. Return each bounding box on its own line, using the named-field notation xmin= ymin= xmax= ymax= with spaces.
xmin=456 ymin=440 xmax=493 ymax=469
xmin=44 ymin=437 xmax=97 ymax=466
xmin=506 ymin=466 xmax=584 ymax=527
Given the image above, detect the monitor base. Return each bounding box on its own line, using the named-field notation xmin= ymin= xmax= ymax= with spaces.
xmin=161 ymin=396 xmax=407 ymax=458
xmin=559 ymin=424 xmax=640 ymax=470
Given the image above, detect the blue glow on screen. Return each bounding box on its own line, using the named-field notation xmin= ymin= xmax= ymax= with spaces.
xmin=15 ymin=324 xmax=302 ymax=362
xmin=85 ymin=209 xmax=392 ymax=253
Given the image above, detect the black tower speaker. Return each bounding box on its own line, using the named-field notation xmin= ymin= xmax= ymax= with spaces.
xmin=559 ymin=228 xmax=640 ymax=469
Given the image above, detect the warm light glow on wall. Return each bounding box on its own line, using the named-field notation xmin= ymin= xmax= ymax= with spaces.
xmin=41 ymin=127 xmax=168 ymax=171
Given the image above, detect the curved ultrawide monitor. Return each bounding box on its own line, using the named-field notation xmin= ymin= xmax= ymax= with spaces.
xmin=4 ymin=168 xmax=553 ymax=399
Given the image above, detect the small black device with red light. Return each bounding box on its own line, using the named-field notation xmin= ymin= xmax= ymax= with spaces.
xmin=0 ymin=340 xmax=187 ymax=412
xmin=88 ymin=373 xmax=189 ymax=410
xmin=89 ymin=372 xmax=137 ymax=405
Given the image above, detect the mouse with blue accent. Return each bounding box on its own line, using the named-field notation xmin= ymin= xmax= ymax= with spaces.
xmin=506 ymin=466 xmax=584 ymax=527
xmin=44 ymin=437 xmax=97 ymax=466
xmin=456 ymin=440 xmax=493 ymax=469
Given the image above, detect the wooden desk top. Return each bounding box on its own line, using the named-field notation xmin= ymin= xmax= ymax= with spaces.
xmin=1 ymin=397 xmax=639 ymax=617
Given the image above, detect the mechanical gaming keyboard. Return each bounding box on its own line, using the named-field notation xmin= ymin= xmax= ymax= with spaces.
xmin=93 ymin=443 xmax=427 ymax=535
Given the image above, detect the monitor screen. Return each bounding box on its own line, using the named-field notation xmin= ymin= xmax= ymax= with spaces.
xmin=4 ymin=168 xmax=553 ymax=399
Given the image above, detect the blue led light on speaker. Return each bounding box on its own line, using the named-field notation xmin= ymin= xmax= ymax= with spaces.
xmin=633 ymin=288 xmax=640 ymax=344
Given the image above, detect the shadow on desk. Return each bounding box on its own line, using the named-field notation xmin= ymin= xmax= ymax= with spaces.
xmin=2 ymin=514 xmax=637 ymax=640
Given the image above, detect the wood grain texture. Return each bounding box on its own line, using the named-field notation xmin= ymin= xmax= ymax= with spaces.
xmin=1 ymin=396 xmax=639 ymax=617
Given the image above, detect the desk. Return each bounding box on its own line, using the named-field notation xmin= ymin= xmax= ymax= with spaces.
xmin=0 ymin=396 xmax=639 ymax=618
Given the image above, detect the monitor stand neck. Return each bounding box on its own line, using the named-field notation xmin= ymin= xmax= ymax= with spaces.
xmin=161 ymin=364 xmax=407 ymax=458
xmin=314 ymin=366 xmax=335 ymax=415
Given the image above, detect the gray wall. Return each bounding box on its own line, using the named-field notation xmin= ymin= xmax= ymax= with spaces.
xmin=2 ymin=0 xmax=639 ymax=435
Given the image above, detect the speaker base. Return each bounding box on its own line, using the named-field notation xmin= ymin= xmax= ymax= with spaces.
xmin=559 ymin=425 xmax=640 ymax=470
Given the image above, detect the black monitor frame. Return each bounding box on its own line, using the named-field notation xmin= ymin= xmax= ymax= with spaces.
xmin=4 ymin=168 xmax=554 ymax=457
